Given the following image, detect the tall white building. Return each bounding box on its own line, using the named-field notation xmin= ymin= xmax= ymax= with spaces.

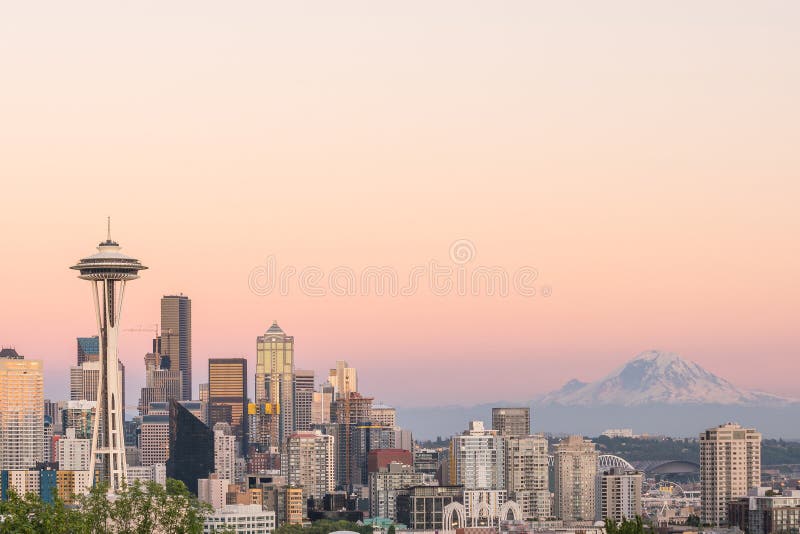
xmin=451 ymin=421 xmax=504 ymax=490
xmin=282 ymin=430 xmax=335 ymax=501
xmin=553 ymin=435 xmax=598 ymax=522
xmin=504 ymin=434 xmax=550 ymax=519
xmin=596 ymin=468 xmax=643 ymax=522
xmin=0 ymin=352 xmax=44 ymax=470
xmin=700 ymin=423 xmax=762 ymax=527
xmin=58 ymin=428 xmax=92 ymax=471
xmin=214 ymin=424 xmax=238 ymax=484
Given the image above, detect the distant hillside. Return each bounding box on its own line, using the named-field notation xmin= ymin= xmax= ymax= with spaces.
xmin=417 ymin=436 xmax=800 ymax=467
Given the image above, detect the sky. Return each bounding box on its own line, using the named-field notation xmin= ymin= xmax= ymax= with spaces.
xmin=0 ymin=1 xmax=798 ymax=410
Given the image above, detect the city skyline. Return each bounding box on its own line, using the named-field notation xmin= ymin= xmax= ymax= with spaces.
xmin=1 ymin=2 xmax=798 ymax=410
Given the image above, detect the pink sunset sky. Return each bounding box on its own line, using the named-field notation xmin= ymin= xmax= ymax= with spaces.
xmin=1 ymin=2 xmax=798 ymax=408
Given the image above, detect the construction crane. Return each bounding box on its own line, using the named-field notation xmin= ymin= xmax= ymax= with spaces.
xmin=123 ymin=323 xmax=159 ymax=336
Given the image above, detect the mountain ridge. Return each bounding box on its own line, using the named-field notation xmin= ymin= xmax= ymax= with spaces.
xmin=537 ymin=350 xmax=796 ymax=407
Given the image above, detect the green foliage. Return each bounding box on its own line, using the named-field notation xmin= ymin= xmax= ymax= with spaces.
xmin=388 ymin=525 xmax=396 ymax=534
xmin=275 ymin=519 xmax=372 ymax=534
xmin=0 ymin=489 xmax=84 ymax=534
xmin=604 ymin=516 xmax=645 ymax=534
xmin=685 ymin=514 xmax=701 ymax=527
xmin=0 ymin=478 xmax=211 ymax=534
xmin=591 ymin=436 xmax=800 ymax=466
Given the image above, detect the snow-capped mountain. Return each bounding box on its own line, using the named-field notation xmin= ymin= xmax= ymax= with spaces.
xmin=538 ymin=350 xmax=796 ymax=407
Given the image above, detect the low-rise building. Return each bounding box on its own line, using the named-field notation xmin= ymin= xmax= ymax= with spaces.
xmin=203 ymin=504 xmax=276 ymax=534
xmin=729 ymin=487 xmax=800 ymax=534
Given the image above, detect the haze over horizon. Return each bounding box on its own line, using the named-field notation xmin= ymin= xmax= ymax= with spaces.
xmin=1 ymin=1 xmax=798 ymax=409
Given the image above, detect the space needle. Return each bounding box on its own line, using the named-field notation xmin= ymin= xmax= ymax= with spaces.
xmin=71 ymin=219 xmax=147 ymax=491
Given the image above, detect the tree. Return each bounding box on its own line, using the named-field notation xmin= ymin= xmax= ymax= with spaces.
xmin=388 ymin=525 xmax=396 ymax=534
xmin=0 ymin=489 xmax=84 ymax=534
xmin=605 ymin=516 xmax=645 ymax=534
xmin=79 ymin=479 xmax=211 ymax=534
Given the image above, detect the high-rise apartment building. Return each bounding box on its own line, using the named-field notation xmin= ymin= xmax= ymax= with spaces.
xmin=700 ymin=422 xmax=762 ymax=527
xmin=282 ymin=430 xmax=335 ymax=501
xmin=451 ymin=421 xmax=504 ymax=490
xmin=214 ymin=423 xmax=238 ymax=484
xmin=139 ymin=413 xmax=170 ymax=466
xmin=504 ymin=434 xmax=550 ymax=520
xmin=553 ymin=435 xmax=598 ymax=521
xmin=256 ymin=322 xmax=294 ymax=447
xmin=596 ymin=468 xmax=643 ymax=522
xmin=0 ymin=352 xmax=44 ymax=470
xmin=294 ymin=370 xmax=314 ymax=432
xmin=161 ymin=294 xmax=192 ymax=400
xmin=492 ymin=407 xmax=530 ymax=437
xmin=208 ymin=358 xmax=248 ymax=452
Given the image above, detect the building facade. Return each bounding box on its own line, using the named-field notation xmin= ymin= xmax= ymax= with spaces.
xmin=701 ymin=423 xmax=762 ymax=527
xmin=0 ymin=355 xmax=44 ymax=470
xmin=208 ymin=358 xmax=248 ymax=452
xmin=595 ymin=468 xmax=643 ymax=522
xmin=369 ymin=462 xmax=425 ymax=520
xmin=492 ymin=407 xmax=530 ymax=437
xmin=553 ymin=435 xmax=598 ymax=521
xmin=256 ymin=322 xmax=294 ymax=448
xmin=294 ymin=370 xmax=314 ymax=432
xmin=729 ymin=488 xmax=800 ymax=534
xmin=504 ymin=434 xmax=550 ymax=519
xmin=282 ymin=430 xmax=335 ymax=501
xmin=161 ymin=294 xmax=192 ymax=400
xmin=451 ymin=421 xmax=504 ymax=490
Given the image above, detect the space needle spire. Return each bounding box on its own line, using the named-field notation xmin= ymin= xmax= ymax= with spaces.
xmin=71 ymin=221 xmax=147 ymax=491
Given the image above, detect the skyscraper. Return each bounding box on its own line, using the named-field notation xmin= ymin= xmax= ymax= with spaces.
xmin=214 ymin=423 xmax=237 ymax=483
xmin=700 ymin=423 xmax=762 ymax=527
xmin=492 ymin=407 xmax=530 ymax=437
xmin=161 ymin=295 xmax=192 ymax=400
xmin=596 ymin=468 xmax=643 ymax=522
xmin=208 ymin=358 xmax=248 ymax=452
xmin=256 ymin=322 xmax=294 ymax=447
xmin=71 ymin=223 xmax=146 ymax=491
xmin=167 ymin=399 xmax=215 ymax=495
xmin=553 ymin=435 xmax=598 ymax=521
xmin=282 ymin=430 xmax=335 ymax=501
xmin=0 ymin=351 xmax=44 ymax=470
xmin=294 ymin=370 xmax=314 ymax=432
xmin=76 ymin=336 xmax=99 ymax=365
xmin=450 ymin=420 xmax=504 ymax=490
xmin=329 ymin=360 xmax=357 ymax=400
xmin=504 ymin=434 xmax=550 ymax=520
